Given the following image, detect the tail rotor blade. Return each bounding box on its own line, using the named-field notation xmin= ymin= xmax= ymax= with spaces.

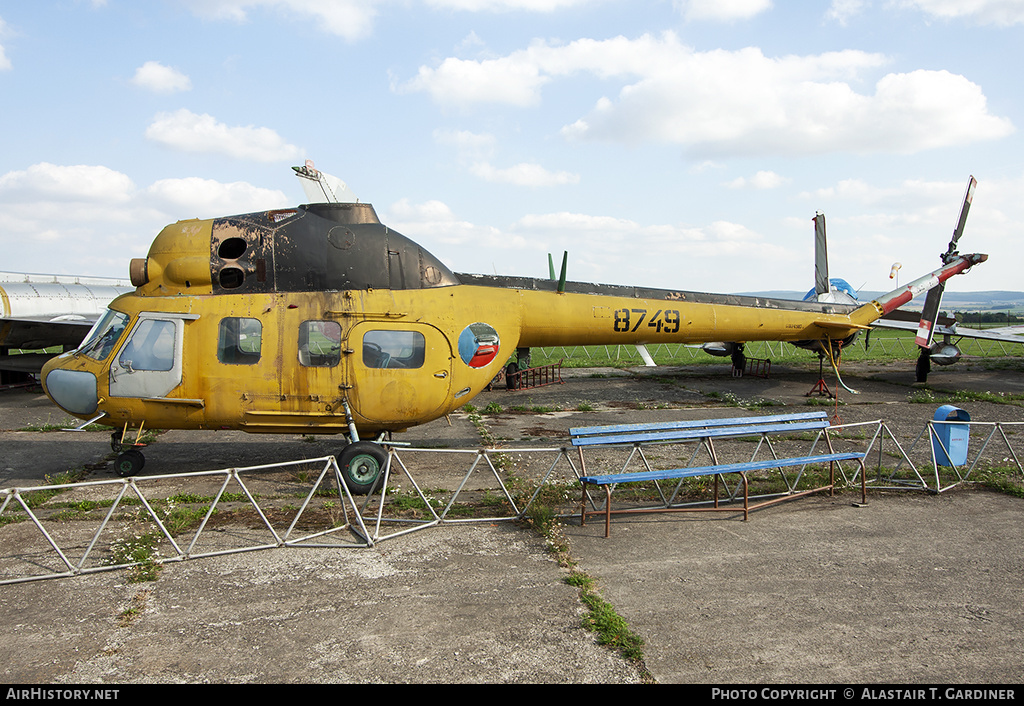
xmin=945 ymin=175 xmax=977 ymax=262
xmin=916 ymin=282 xmax=946 ymax=348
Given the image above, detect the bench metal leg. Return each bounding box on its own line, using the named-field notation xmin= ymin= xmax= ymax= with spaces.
xmin=604 ymin=486 xmax=611 ymax=538
xmin=742 ymin=472 xmax=749 ymax=521
xmin=579 ymin=482 xmax=613 ymax=538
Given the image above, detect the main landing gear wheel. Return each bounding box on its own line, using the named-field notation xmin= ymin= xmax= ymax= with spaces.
xmin=115 ymin=449 xmax=145 ymax=478
xmin=338 ymin=441 xmax=388 ymax=495
xmin=731 ymin=348 xmax=746 ymax=375
xmin=505 ymin=362 xmax=519 ymax=390
xmin=916 ymin=347 xmax=931 ymax=383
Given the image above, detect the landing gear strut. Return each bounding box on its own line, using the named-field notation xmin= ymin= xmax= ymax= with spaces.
xmin=111 ymin=424 xmax=148 ymax=477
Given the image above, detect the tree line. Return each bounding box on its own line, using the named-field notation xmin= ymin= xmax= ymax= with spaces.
xmin=955 ymin=311 xmax=1024 ymax=324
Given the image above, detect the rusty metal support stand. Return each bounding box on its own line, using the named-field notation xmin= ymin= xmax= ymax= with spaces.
xmin=806 ymin=355 xmax=834 ymax=398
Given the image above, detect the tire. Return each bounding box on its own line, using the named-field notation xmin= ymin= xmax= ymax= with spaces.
xmin=916 ymin=348 xmax=931 ymax=383
xmin=731 ymin=353 xmax=746 ymax=374
xmin=338 ymin=441 xmax=388 ymax=495
xmin=505 ymin=362 xmax=519 ymax=390
xmin=115 ymin=449 xmax=145 ymax=478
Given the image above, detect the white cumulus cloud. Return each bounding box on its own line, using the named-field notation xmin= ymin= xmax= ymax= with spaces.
xmin=145 ymin=109 xmax=303 ymax=162
xmin=403 ymin=32 xmax=1014 ymax=157
xmin=0 ymin=162 xmax=291 ymax=276
xmin=469 ymin=161 xmax=580 ymax=187
xmin=427 ymin=0 xmax=594 ymax=8
xmin=131 ymin=61 xmax=192 ymax=93
xmin=680 ymin=0 xmax=773 ymax=22
xmin=0 ymin=16 xmax=12 ymax=71
xmin=178 ymin=0 xmax=378 ymax=40
xmin=145 ymin=177 xmax=289 ymax=217
xmin=897 ymin=0 xmax=1024 ymax=26
xmin=726 ymin=171 xmax=790 ymax=189
xmin=0 ymin=163 xmax=136 ymax=203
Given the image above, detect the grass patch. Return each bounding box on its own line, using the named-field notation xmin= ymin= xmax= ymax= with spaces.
xmin=18 ymin=421 xmax=111 ymax=432
xmin=974 ymin=466 xmax=1024 ymax=498
xmin=516 ymin=482 xmax=652 ymax=680
xmin=566 ymin=571 xmax=646 ymax=662
xmin=106 ymin=532 xmax=162 ymax=583
xmin=909 ymin=388 xmax=1024 ymax=407
xmin=18 ymin=469 xmax=90 ymax=509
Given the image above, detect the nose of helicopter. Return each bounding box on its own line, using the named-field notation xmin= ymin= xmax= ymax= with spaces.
xmin=41 ymin=364 xmax=99 ymax=417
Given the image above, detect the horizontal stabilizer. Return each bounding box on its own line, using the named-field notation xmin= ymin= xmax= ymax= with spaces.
xmin=814 ymin=321 xmax=870 ymax=331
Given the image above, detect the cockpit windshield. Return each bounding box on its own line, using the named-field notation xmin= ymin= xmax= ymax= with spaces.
xmin=77 ymin=309 xmax=130 ymax=361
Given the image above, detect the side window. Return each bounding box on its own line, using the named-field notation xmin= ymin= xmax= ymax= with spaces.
xmin=119 ymin=319 xmax=175 ymax=372
xmin=362 ymin=330 xmax=425 ymax=369
xmin=218 ymin=317 xmax=262 ymax=365
xmin=299 ymin=320 xmax=341 ymax=367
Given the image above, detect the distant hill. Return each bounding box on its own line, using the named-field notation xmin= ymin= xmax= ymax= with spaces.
xmin=735 ymin=290 xmax=1024 ymax=312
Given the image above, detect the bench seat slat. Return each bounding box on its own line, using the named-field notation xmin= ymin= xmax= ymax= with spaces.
xmin=579 ymin=452 xmax=865 ymax=486
xmin=569 ymin=411 xmax=828 ymax=438
xmin=571 ymin=420 xmax=830 ymax=447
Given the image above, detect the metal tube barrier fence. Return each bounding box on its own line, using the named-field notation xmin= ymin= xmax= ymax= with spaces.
xmin=0 ymin=456 xmax=371 ymax=586
xmin=2 ymin=418 xmax=1022 ymax=584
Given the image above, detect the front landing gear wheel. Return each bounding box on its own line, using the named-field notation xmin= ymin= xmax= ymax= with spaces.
xmin=115 ymin=449 xmax=145 ymax=477
xmin=338 ymin=441 xmax=388 ymax=495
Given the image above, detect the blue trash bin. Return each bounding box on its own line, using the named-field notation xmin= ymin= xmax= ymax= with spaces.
xmin=932 ymin=405 xmax=971 ymax=466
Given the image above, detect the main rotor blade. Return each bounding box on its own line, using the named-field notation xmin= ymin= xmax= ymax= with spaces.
xmin=814 ymin=212 xmax=829 ymax=296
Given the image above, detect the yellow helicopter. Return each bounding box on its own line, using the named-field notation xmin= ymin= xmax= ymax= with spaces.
xmin=40 ymin=168 xmax=987 ymax=492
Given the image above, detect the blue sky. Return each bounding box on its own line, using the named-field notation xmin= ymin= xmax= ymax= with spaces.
xmin=1 ymin=0 xmax=1021 ymax=297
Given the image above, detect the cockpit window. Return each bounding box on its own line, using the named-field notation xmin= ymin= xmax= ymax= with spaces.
xmin=119 ymin=319 xmax=175 ymax=372
xmin=362 ymin=330 xmax=425 ymax=369
xmin=218 ymin=317 xmax=262 ymax=365
xmin=77 ymin=309 xmax=130 ymax=362
xmin=298 ymin=321 xmax=341 ymax=367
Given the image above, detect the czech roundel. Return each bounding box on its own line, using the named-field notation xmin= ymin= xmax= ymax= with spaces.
xmin=458 ymin=323 xmax=500 ymax=368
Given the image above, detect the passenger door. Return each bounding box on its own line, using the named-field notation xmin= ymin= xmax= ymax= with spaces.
xmin=346 ymin=322 xmax=452 ymax=425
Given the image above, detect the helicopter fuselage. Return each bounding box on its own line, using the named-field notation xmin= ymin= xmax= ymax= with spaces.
xmin=40 ymin=201 xmax=984 ymax=443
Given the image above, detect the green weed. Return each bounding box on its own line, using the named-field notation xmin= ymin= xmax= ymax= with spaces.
xmin=107 ymin=532 xmax=162 ymax=583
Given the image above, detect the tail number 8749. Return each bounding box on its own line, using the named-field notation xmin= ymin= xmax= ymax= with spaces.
xmin=612 ymin=309 xmax=681 ymax=334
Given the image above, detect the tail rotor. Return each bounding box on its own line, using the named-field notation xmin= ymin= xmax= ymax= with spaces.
xmin=915 ymin=176 xmax=977 ymax=380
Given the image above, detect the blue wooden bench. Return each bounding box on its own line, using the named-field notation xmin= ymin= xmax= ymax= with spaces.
xmin=571 ymin=411 xmax=867 ymax=537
